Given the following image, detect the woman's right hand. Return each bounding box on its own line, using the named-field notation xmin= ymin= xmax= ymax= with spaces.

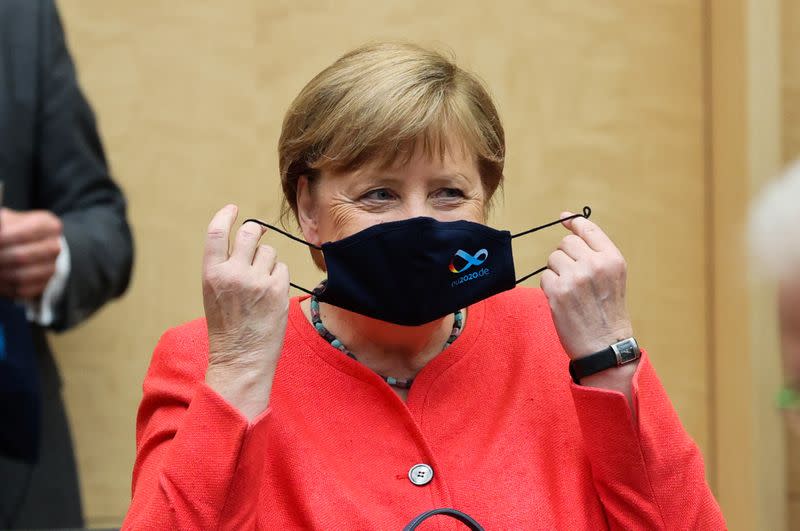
xmin=202 ymin=205 xmax=290 ymax=421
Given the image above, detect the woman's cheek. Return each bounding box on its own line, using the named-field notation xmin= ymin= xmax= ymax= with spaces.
xmin=456 ymin=197 xmax=487 ymax=223
xmin=326 ymin=201 xmax=375 ymax=240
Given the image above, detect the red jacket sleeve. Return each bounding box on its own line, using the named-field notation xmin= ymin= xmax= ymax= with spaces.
xmin=570 ymin=352 xmax=726 ymax=530
xmin=122 ymin=325 xmax=271 ymax=531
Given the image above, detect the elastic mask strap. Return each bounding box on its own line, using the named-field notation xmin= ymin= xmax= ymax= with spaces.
xmin=510 ymin=206 xmax=592 ymax=285
xmin=242 ymin=218 xmax=321 ymax=295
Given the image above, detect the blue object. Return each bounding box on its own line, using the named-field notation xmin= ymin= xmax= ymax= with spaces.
xmin=0 ymin=298 xmax=41 ymax=463
xmin=0 ymin=323 xmax=7 ymax=361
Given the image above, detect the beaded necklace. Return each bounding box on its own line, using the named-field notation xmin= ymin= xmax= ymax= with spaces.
xmin=310 ymin=289 xmax=464 ymax=389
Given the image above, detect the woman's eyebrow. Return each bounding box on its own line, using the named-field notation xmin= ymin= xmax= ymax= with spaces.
xmin=358 ymin=175 xmax=405 ymax=187
xmin=432 ymin=172 xmax=474 ymax=185
xmin=344 ymin=174 xmax=404 ymax=193
xmin=349 ymin=171 xmax=473 ymax=187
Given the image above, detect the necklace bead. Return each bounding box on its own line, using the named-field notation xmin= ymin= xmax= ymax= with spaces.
xmin=310 ymin=287 xmax=463 ymax=389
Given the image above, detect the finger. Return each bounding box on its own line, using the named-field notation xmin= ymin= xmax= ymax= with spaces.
xmin=0 ymin=282 xmax=17 ymax=298
xmin=0 ymin=282 xmax=47 ymax=299
xmin=0 ymin=238 xmax=61 ymax=269
xmin=272 ymin=262 xmax=290 ymax=293
xmin=0 ymin=212 xmax=62 ymax=247
xmin=204 ymin=205 xmax=238 ymax=268
xmin=230 ymin=220 xmax=267 ymax=265
xmin=15 ymin=280 xmax=50 ymax=299
xmin=0 ymin=209 xmax=16 ymax=230
xmin=540 ymin=268 xmax=558 ymax=296
xmin=252 ymin=244 xmax=277 ymax=273
xmin=560 ymin=212 xmax=616 ymax=252
xmin=0 ymin=263 xmax=57 ymax=294
xmin=558 ymin=234 xmax=593 ymax=261
xmin=546 ymin=249 xmax=574 ymax=276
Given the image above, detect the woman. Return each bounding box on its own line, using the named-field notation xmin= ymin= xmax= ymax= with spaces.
xmin=123 ymin=43 xmax=724 ymax=529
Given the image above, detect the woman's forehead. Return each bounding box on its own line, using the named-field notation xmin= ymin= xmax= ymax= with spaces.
xmin=368 ymin=142 xmax=478 ymax=175
xmin=324 ymin=153 xmax=481 ymax=187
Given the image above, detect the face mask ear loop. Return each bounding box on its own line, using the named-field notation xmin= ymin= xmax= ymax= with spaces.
xmin=241 ymin=218 xmax=321 ymax=295
xmin=510 ymin=206 xmax=591 ymax=239
xmin=515 ymin=265 xmax=550 ymax=285
xmin=242 ymin=219 xmax=323 ymax=250
xmin=510 ymin=206 xmax=591 ymax=284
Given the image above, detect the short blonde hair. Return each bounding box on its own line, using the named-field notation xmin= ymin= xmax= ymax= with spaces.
xmin=748 ymin=159 xmax=800 ymax=278
xmin=278 ymin=42 xmax=505 ymax=224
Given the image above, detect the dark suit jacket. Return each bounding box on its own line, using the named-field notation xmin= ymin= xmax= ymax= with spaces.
xmin=0 ymin=0 xmax=133 ymax=526
xmin=0 ymin=0 xmax=133 ymax=331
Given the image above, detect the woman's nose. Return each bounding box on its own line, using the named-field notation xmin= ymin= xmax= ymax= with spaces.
xmin=402 ymin=196 xmax=433 ymax=219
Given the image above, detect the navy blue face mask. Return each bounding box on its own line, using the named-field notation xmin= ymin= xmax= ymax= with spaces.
xmin=245 ymin=206 xmax=590 ymax=326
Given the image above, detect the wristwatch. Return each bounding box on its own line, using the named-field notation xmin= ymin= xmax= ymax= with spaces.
xmin=568 ymin=338 xmax=641 ymax=384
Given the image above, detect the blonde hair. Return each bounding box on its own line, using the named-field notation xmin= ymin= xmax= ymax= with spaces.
xmin=278 ymin=42 xmax=505 ymax=224
xmin=748 ymin=159 xmax=800 ymax=278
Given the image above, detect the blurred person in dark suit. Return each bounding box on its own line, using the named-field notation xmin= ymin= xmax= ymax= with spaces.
xmin=749 ymin=160 xmax=800 ymax=434
xmin=0 ymin=0 xmax=134 ymax=528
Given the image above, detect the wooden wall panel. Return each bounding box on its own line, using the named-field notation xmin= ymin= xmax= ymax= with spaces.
xmin=782 ymin=0 xmax=800 ymax=528
xmin=784 ymin=0 xmax=800 ymax=160
xmin=708 ymin=0 xmax=785 ymax=529
xmin=55 ymin=1 xmax=709 ymax=526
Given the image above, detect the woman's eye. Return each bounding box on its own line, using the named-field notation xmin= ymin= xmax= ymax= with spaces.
xmin=363 ymin=188 xmax=396 ymax=201
xmin=434 ymin=188 xmax=465 ymax=199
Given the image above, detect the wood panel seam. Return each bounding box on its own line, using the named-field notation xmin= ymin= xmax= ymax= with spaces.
xmin=701 ymin=0 xmax=718 ymax=493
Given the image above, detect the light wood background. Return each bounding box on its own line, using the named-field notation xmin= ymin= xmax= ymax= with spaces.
xmin=783 ymin=0 xmax=800 ymax=527
xmin=46 ymin=1 xmax=788 ymax=527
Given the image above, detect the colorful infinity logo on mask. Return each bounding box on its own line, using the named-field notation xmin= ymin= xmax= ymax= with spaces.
xmin=449 ymin=249 xmax=489 ymax=273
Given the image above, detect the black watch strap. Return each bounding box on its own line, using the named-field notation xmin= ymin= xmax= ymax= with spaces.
xmin=568 ymin=338 xmax=640 ymax=384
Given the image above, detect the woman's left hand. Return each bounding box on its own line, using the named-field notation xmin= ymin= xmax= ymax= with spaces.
xmin=540 ymin=212 xmax=633 ymax=360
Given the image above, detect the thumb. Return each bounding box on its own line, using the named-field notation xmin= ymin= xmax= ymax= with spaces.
xmin=559 ymin=211 xmax=575 ymax=230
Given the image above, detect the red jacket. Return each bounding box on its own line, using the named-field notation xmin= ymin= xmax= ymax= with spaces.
xmin=123 ymin=288 xmax=725 ymax=530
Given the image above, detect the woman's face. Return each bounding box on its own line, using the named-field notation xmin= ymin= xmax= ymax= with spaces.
xmin=297 ymin=146 xmax=487 ymax=246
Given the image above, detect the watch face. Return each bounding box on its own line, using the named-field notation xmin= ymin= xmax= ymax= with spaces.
xmin=619 ymin=347 xmax=636 ymax=363
xmin=615 ymin=339 xmax=640 ymax=364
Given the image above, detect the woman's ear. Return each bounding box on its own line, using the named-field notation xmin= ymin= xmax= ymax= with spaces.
xmin=296 ymin=175 xmax=321 ymax=246
xmin=296 ymin=175 xmax=327 ymax=271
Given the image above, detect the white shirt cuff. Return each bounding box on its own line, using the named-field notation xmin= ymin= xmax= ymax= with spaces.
xmin=26 ymin=235 xmax=71 ymax=326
